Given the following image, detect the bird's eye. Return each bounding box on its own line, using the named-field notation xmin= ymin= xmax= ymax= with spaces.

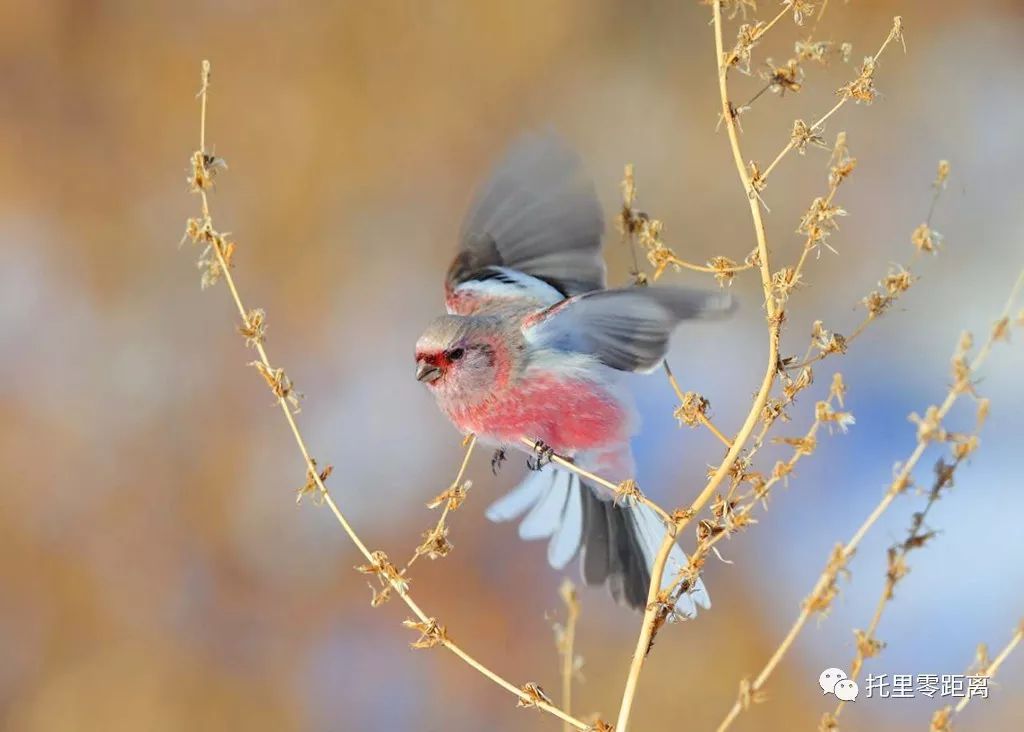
xmin=448 ymin=348 xmax=465 ymax=361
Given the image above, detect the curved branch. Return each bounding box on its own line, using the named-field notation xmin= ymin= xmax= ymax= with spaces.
xmin=186 ymin=61 xmax=589 ymax=732
xmin=614 ymin=2 xmax=784 ymax=728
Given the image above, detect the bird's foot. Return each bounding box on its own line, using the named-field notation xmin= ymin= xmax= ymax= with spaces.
xmin=526 ymin=441 xmax=554 ymax=471
xmin=491 ymin=448 xmax=507 ymax=475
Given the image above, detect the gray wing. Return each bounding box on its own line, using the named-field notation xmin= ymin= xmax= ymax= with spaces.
xmin=522 ymin=286 xmax=735 ymax=373
xmin=447 ymin=134 xmax=606 ymax=298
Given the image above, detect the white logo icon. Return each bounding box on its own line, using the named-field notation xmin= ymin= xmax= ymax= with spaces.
xmin=819 ymin=667 xmax=848 ymax=695
xmin=835 ymin=679 xmax=860 ymax=702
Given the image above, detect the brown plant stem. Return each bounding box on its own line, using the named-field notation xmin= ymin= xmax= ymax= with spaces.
xmin=714 ymin=269 xmax=1024 ymax=732
xmin=656 ymin=255 xmax=755 ymax=278
xmin=665 ymin=380 xmax=849 ymax=601
xmin=403 ymin=434 xmax=476 ymax=571
xmin=930 ymin=621 xmax=1024 ymax=731
xmin=722 ymin=4 xmax=790 ymax=68
xmin=954 ymin=623 xmax=1023 ymax=715
xmin=614 ymin=2 xmax=785 ymax=728
xmin=831 ymin=446 xmax=975 ymax=722
xmin=663 ymin=361 xmax=733 ymax=448
xmin=187 ymin=60 xmax=588 ymax=731
xmin=760 ymin=17 xmax=904 ymax=186
xmin=557 ymin=581 xmax=581 ymax=732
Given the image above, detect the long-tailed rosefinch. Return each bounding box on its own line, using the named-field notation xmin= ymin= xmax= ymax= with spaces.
xmin=415 ymin=136 xmax=732 ymax=616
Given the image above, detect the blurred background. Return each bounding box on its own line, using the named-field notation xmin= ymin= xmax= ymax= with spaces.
xmin=2 ymin=1 xmax=1023 ymax=730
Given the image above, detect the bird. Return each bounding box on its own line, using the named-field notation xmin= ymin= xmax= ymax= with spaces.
xmin=414 ymin=135 xmax=733 ymax=616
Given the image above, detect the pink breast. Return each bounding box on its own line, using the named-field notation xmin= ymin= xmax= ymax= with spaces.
xmin=449 ymin=374 xmax=627 ymax=453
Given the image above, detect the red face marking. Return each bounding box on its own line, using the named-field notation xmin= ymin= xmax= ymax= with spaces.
xmin=415 ymin=350 xmax=448 ymax=368
xmin=415 ymin=348 xmax=464 ymax=386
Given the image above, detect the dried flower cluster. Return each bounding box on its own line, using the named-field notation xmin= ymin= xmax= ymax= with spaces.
xmin=296 ymin=460 xmax=333 ymax=505
xmin=618 ymin=164 xmax=756 ymax=285
xmin=403 ymin=617 xmax=451 ymax=649
xmin=795 ymin=37 xmax=852 ymax=66
xmin=403 ymin=435 xmax=476 ymax=568
xmin=664 ymin=373 xmax=851 ymax=618
xmin=674 ymin=391 xmax=711 ymax=428
xmin=912 ymin=159 xmax=954 ymax=255
xmin=251 ymin=361 xmax=302 ymax=413
xmin=357 ymin=550 xmax=409 ymax=607
xmin=790 ymin=119 xmax=827 ymax=154
xmin=518 ymin=682 xmax=555 ymax=709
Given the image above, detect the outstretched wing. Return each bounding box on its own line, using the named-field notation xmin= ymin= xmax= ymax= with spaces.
xmin=522 ymin=286 xmax=735 ymax=373
xmin=446 ymin=134 xmax=606 ymax=314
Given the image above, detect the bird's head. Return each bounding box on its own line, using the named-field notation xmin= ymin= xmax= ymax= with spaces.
xmin=414 ymin=316 xmax=505 ymax=401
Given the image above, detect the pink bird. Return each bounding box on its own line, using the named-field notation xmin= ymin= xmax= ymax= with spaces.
xmin=415 ymin=136 xmax=732 ymax=616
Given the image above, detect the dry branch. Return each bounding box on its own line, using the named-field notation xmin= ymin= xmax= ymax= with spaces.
xmin=181 ymin=60 xmax=590 ymax=731
xmin=930 ymin=621 xmax=1024 ymax=730
xmin=554 ymin=580 xmax=583 ymax=732
xmin=759 ymin=17 xmax=905 ymax=186
xmin=615 ymin=1 xmax=787 ymax=726
xmin=715 ymin=270 xmax=1024 ymax=732
xmin=827 ymin=416 xmax=985 ymax=725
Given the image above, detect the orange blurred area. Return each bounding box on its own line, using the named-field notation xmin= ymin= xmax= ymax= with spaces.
xmin=2 ymin=2 xmax=1024 ymax=730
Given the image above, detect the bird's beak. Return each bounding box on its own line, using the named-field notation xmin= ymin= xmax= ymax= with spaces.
xmin=416 ymin=362 xmax=442 ymax=383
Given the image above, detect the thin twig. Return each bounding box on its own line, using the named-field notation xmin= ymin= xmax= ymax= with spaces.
xmin=930 ymin=620 xmax=1024 ymax=731
xmin=555 ymin=580 xmax=581 ymax=732
xmin=665 ymin=376 xmax=851 ymax=602
xmin=185 ymin=60 xmax=589 ymax=732
xmin=740 ymin=81 xmax=775 ymax=112
xmin=786 ymin=315 xmax=872 ymax=371
xmin=517 ymin=437 xmax=673 ymax=526
xmin=954 ymin=623 xmax=1024 ymax=714
xmin=831 ymin=442 xmax=980 ymax=723
xmin=663 ymin=361 xmax=733 ymax=448
xmin=656 ymin=253 xmax=756 ymax=278
xmin=760 ymin=17 xmax=904 ymax=186
xmin=619 ymin=163 xmax=757 ymax=285
xmin=787 ymin=157 xmax=948 ymax=373
xmin=722 ymin=4 xmax=791 ymax=68
xmin=715 ymin=268 xmax=1024 ymax=732
xmin=402 ymin=434 xmax=477 ymax=571
xmin=614 ymin=2 xmax=785 ymax=727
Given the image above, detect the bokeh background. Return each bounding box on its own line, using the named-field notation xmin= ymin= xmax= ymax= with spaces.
xmin=2 ymin=1 xmax=1023 ymax=730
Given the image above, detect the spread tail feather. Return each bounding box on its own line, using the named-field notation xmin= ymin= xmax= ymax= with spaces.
xmin=485 ymin=466 xmax=710 ymax=617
